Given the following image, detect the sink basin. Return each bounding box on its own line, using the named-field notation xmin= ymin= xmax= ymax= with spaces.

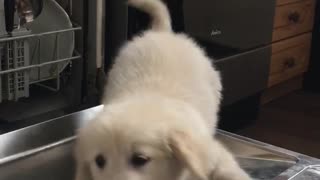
xmin=0 ymin=135 xmax=297 ymax=180
xmin=0 ymin=106 xmax=319 ymax=180
xmin=0 ymin=142 xmax=74 ymax=180
xmin=217 ymin=133 xmax=298 ymax=179
xmin=290 ymin=165 xmax=320 ymax=180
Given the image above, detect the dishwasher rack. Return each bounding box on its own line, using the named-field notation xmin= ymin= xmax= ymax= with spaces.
xmin=0 ymin=24 xmax=82 ymax=102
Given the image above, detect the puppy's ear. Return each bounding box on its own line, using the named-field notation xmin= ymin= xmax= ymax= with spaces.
xmin=169 ymin=131 xmax=213 ymax=180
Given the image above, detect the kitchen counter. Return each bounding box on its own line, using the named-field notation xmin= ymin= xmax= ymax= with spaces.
xmin=0 ymin=106 xmax=319 ymax=180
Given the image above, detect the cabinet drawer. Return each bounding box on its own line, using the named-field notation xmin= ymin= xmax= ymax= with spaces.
xmin=269 ymin=33 xmax=311 ymax=87
xmin=273 ymin=0 xmax=315 ymax=41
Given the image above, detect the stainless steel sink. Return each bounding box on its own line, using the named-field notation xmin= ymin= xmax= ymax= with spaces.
xmin=290 ymin=165 xmax=320 ymax=180
xmin=217 ymin=133 xmax=298 ymax=179
xmin=0 ymin=106 xmax=319 ymax=180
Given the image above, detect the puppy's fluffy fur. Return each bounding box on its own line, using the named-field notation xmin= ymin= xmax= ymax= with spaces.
xmin=74 ymin=0 xmax=251 ymax=180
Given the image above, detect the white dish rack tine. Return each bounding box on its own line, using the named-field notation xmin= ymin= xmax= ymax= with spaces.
xmin=0 ymin=24 xmax=82 ymax=102
xmin=1 ymin=36 xmax=30 ymax=101
xmin=6 ymin=42 xmax=15 ymax=101
xmin=0 ymin=43 xmax=2 ymax=102
xmin=14 ymin=39 xmax=30 ymax=100
xmin=37 ymin=37 xmax=41 ymax=82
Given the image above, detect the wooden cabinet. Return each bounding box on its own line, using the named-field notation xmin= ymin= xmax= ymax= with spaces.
xmin=273 ymin=0 xmax=315 ymax=41
xmin=269 ymin=33 xmax=312 ymax=87
xmin=263 ymin=0 xmax=315 ymax=103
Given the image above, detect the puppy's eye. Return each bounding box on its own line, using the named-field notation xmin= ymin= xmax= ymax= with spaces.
xmin=95 ymin=154 xmax=106 ymax=169
xmin=130 ymin=153 xmax=150 ymax=168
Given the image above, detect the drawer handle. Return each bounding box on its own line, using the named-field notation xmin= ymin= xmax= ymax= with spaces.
xmin=283 ymin=58 xmax=296 ymax=70
xmin=288 ymin=12 xmax=301 ymax=23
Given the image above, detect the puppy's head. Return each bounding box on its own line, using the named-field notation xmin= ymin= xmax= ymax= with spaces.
xmin=74 ymin=98 xmax=215 ymax=180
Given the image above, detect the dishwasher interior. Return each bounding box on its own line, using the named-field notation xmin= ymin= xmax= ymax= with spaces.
xmin=0 ymin=0 xmax=102 ymax=125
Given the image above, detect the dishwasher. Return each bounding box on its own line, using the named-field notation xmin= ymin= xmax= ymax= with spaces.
xmin=0 ymin=0 xmax=103 ymax=128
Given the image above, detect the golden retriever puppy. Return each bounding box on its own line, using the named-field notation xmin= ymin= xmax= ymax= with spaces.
xmin=74 ymin=0 xmax=251 ymax=180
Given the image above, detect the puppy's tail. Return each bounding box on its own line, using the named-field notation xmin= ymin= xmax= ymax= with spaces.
xmin=128 ymin=0 xmax=172 ymax=32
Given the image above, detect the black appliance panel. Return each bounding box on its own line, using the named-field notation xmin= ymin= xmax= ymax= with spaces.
xmin=214 ymin=46 xmax=271 ymax=106
xmin=183 ymin=0 xmax=276 ymax=51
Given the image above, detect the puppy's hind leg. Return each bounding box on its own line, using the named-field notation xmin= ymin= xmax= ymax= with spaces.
xmin=209 ymin=140 xmax=251 ymax=180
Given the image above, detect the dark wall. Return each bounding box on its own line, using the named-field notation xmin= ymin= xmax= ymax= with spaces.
xmin=304 ymin=0 xmax=320 ymax=92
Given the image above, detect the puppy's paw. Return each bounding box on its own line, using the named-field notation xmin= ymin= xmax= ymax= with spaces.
xmin=209 ymin=168 xmax=251 ymax=180
xmin=208 ymin=140 xmax=251 ymax=180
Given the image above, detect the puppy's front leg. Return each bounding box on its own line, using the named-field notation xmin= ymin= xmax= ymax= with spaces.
xmin=209 ymin=140 xmax=251 ymax=180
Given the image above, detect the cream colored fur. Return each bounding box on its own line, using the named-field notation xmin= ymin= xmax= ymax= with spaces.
xmin=74 ymin=0 xmax=251 ymax=180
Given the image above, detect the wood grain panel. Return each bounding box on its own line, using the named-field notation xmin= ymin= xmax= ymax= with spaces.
xmin=269 ymin=33 xmax=311 ymax=87
xmin=273 ymin=0 xmax=315 ymax=41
